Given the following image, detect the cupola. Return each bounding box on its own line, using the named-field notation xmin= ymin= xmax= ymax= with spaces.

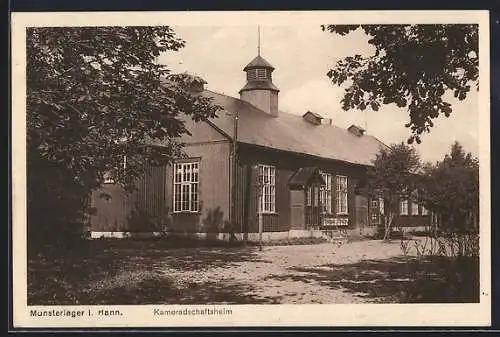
xmin=239 ymin=54 xmax=279 ymax=117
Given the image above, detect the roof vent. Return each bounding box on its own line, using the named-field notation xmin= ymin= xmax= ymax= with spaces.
xmin=302 ymin=111 xmax=323 ymax=125
xmin=348 ymin=124 xmax=366 ymax=137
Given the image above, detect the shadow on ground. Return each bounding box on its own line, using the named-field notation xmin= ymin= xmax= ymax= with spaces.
xmin=265 ymin=255 xmax=479 ymax=303
xmin=28 ymin=239 xmax=276 ymax=305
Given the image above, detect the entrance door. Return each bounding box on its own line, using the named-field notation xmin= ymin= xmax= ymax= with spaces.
xmin=290 ymin=190 xmax=305 ymax=230
xmin=305 ymin=184 xmax=321 ymax=227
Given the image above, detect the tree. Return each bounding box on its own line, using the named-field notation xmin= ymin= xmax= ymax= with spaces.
xmin=422 ymin=142 xmax=479 ymax=235
xmin=27 ymin=27 xmax=220 ymax=247
xmin=364 ymin=142 xmax=421 ymax=241
xmin=322 ymin=24 xmax=478 ymax=144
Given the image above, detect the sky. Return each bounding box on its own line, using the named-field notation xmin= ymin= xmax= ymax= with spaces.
xmin=159 ymin=25 xmax=479 ymax=164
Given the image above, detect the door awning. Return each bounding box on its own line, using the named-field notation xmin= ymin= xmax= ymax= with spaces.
xmin=288 ymin=167 xmax=325 ymax=190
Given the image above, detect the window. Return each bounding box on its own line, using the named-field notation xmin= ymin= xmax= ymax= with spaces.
xmin=320 ymin=172 xmax=332 ymax=214
xmin=400 ymin=199 xmax=408 ymax=215
xmin=379 ymin=197 xmax=385 ymax=215
xmin=247 ymin=68 xmax=268 ymax=81
xmin=411 ymin=201 xmax=419 ymax=215
xmin=313 ymin=186 xmax=319 ymax=206
xmin=256 ymin=68 xmax=268 ymax=80
xmin=305 ymin=186 xmax=312 ymax=206
xmin=173 ymin=161 xmax=200 ymax=212
xmin=410 ymin=191 xmax=419 ymax=215
xmin=370 ymin=197 xmax=383 ymax=225
xmin=258 ymin=164 xmax=276 ymax=213
xmin=421 ymin=205 xmax=429 ymax=215
xmin=336 ymin=175 xmax=348 ymax=214
xmin=103 ymin=171 xmax=116 ymax=184
xmin=103 ymin=155 xmax=127 ymax=184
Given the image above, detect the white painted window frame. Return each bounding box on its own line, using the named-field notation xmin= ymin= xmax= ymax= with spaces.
xmin=258 ymin=164 xmax=276 ymax=213
xmin=336 ymin=175 xmax=348 ymax=215
xmin=173 ymin=161 xmax=200 ymax=213
xmin=320 ymin=171 xmax=333 ymax=214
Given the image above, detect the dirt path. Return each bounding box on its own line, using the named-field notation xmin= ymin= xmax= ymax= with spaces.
xmin=161 ymin=240 xmax=407 ymax=304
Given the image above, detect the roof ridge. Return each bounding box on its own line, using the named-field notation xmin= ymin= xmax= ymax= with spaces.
xmin=203 ymin=89 xmax=273 ymax=116
xmin=204 ymin=89 xmax=379 ymax=136
xmin=202 ymin=89 xmax=389 ymax=160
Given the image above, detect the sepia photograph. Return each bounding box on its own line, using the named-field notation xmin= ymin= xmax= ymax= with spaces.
xmin=11 ymin=10 xmax=490 ymax=328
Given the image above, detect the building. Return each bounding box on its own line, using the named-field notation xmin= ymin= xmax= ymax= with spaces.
xmin=90 ymin=52 xmax=431 ymax=240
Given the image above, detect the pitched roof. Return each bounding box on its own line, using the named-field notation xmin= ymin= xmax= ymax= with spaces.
xmin=200 ymin=90 xmax=388 ymax=167
xmin=239 ymin=80 xmax=279 ymax=93
xmin=243 ymin=55 xmax=275 ymax=71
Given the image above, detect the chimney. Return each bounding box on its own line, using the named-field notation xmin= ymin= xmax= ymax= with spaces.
xmin=239 ymin=55 xmax=279 ymax=117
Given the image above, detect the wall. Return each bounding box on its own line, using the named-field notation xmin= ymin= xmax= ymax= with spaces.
xmin=165 ymin=141 xmax=231 ymax=235
xmin=91 ymin=118 xmax=231 ymax=234
xmin=240 ymin=90 xmax=278 ymax=116
xmin=234 ymin=144 xmax=369 ymax=233
xmin=395 ymin=214 xmax=432 ymax=227
xmin=90 ymin=164 xmax=167 ymax=232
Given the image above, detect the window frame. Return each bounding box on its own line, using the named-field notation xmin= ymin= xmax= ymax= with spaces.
xmin=258 ymin=164 xmax=276 ymax=214
xmin=379 ymin=197 xmax=385 ymax=215
xmin=336 ymin=175 xmax=348 ymax=215
xmin=173 ymin=161 xmax=200 ymax=213
xmin=421 ymin=205 xmax=429 ymax=215
xmin=319 ymin=171 xmax=333 ymax=214
xmin=247 ymin=68 xmax=269 ymax=81
xmin=411 ymin=200 xmax=419 ymax=216
xmin=399 ymin=199 xmax=409 ymax=215
xmin=103 ymin=155 xmax=127 ymax=184
xmin=371 ymin=212 xmax=381 ymax=225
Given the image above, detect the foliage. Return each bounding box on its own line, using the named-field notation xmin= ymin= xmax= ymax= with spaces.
xmin=399 ymin=230 xmax=479 ymax=258
xmin=28 ymin=26 xmax=219 ymax=190
xmin=27 ymin=151 xmax=91 ymax=249
xmin=27 ymin=27 xmax=220 ymax=247
xmin=362 ymin=142 xmax=421 ymax=241
xmin=322 ymin=24 xmax=478 ymax=144
xmin=421 ymin=141 xmax=479 ymax=234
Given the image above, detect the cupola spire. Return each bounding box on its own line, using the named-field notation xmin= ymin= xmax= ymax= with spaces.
xmin=258 ymin=25 xmax=261 ymax=56
xmin=239 ymin=26 xmax=280 ymax=117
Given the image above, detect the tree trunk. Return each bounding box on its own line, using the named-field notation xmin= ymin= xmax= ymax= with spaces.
xmin=383 ymin=213 xmax=395 ymax=242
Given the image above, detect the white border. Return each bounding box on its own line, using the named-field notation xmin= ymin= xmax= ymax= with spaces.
xmin=11 ymin=10 xmax=491 ymax=328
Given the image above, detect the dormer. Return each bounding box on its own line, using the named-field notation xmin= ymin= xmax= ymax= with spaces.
xmin=348 ymin=124 xmax=366 ymax=137
xmin=302 ymin=111 xmax=323 ymax=125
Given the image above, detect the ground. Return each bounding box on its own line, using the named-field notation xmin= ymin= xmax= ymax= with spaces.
xmin=28 ymin=238 xmax=478 ymax=305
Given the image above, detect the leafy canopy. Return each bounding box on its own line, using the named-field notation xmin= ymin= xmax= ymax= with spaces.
xmin=421 ymin=142 xmax=479 ymax=233
xmin=360 ymin=142 xmax=421 ymax=240
xmin=365 ymin=142 xmax=421 ymax=209
xmin=27 ymin=26 xmax=220 ymax=190
xmin=322 ymin=24 xmax=478 ymax=144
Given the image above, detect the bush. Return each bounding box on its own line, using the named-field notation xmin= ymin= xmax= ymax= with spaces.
xmin=27 ymin=152 xmax=90 ymax=254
